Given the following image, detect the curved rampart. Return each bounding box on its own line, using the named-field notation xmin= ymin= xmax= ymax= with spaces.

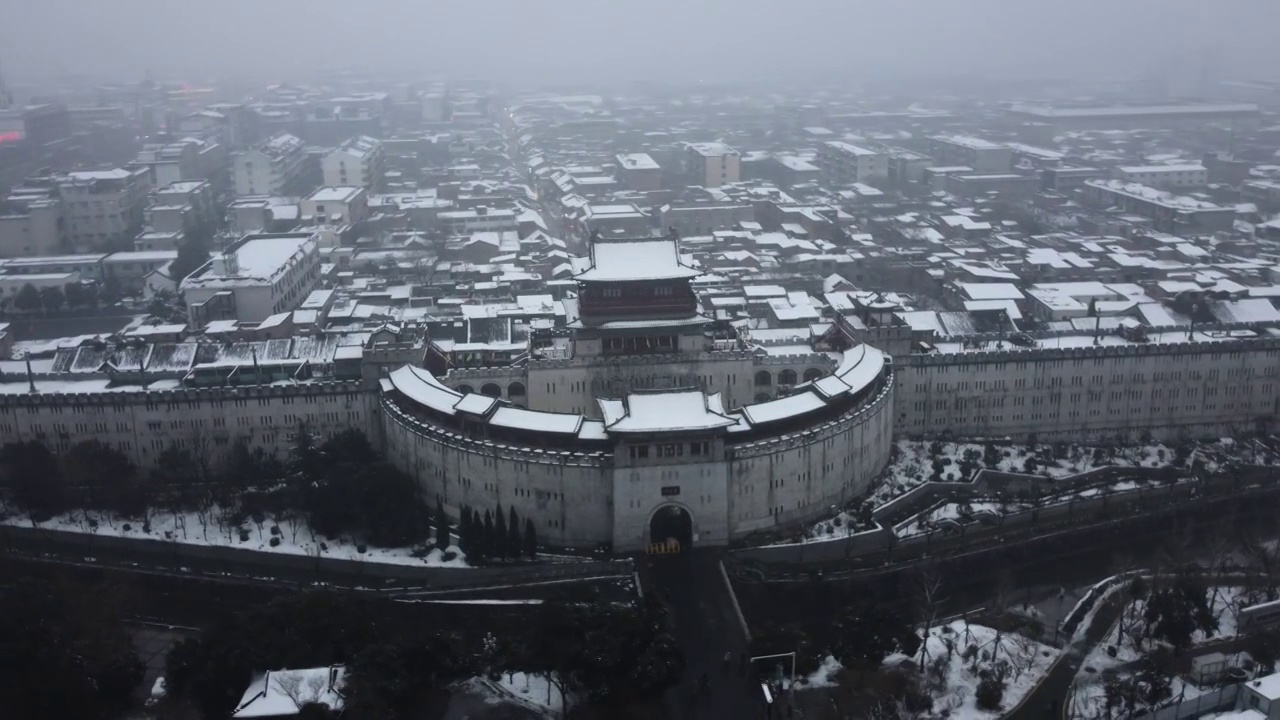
xmin=379 ymin=343 xmax=896 ymax=548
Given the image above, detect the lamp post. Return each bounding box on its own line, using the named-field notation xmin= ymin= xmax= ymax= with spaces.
xmin=750 ymin=651 xmax=797 ymax=702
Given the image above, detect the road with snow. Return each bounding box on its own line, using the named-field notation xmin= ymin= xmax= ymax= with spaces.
xmin=1006 ymin=589 xmax=1127 ymax=719
xmin=644 ymin=549 xmax=770 ymax=720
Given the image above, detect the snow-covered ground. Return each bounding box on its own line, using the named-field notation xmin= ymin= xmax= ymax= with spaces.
xmin=796 ymin=436 xmax=1269 ymax=544
xmin=1070 ymin=667 xmax=1209 ymax=719
xmin=495 ymin=672 xmax=564 ymax=715
xmin=906 ymin=620 xmax=1059 ymax=718
xmin=1085 ymin=584 xmax=1248 ymax=672
xmin=1193 ymin=586 xmax=1248 ymax=642
xmin=786 ymin=654 xmax=843 ymax=690
xmin=0 ymin=508 xmax=470 ymax=568
xmin=895 ymin=499 xmax=1033 ymax=537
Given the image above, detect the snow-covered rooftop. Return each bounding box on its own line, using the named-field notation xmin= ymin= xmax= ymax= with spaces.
xmin=687 ymin=142 xmax=737 ymax=157
xmin=616 ymin=152 xmax=659 ymax=170
xmin=1116 ymin=163 xmax=1206 ymax=174
xmin=185 ymin=233 xmax=317 ymax=289
xmin=1011 ymin=103 xmax=1259 ymax=118
xmin=575 ymin=238 xmax=701 ymax=282
xmin=307 ymin=186 xmax=362 ymax=203
xmin=600 ymin=390 xmax=736 ymax=433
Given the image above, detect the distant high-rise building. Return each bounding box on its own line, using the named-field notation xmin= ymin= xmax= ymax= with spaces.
xmin=322 ymin=136 xmax=385 ymax=190
xmin=685 ymin=142 xmax=739 ymax=188
xmin=232 ymin=134 xmax=306 ymax=197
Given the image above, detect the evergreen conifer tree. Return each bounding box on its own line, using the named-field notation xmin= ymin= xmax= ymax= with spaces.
xmin=435 ymin=499 xmax=450 ymax=551
xmin=495 ymin=503 xmax=509 ymax=559
xmin=508 ymin=506 xmax=521 ymax=559
xmin=524 ymin=517 xmax=538 ymax=559
xmin=482 ymin=510 xmax=495 ymax=560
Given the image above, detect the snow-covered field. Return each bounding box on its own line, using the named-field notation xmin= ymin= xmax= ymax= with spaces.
xmin=0 ymin=508 xmax=470 ymax=568
xmin=905 ymin=620 xmax=1059 ymax=718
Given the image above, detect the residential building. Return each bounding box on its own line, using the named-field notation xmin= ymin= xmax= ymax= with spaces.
xmin=686 ymin=142 xmax=740 ymax=187
xmin=181 ymin=232 xmax=322 ymax=324
xmin=436 ymin=207 xmax=518 ymax=235
xmin=59 ymin=168 xmax=151 ymax=251
xmin=1043 ymin=166 xmax=1106 ymax=192
xmin=773 ymin=155 xmax=822 ymax=187
xmin=147 ymin=180 xmax=219 ymax=235
xmin=101 ymin=251 xmax=179 ymax=292
xmin=322 ymin=136 xmax=385 ymax=190
xmin=18 ymin=103 xmax=73 ymax=146
xmin=946 ymin=172 xmax=1039 ymax=201
xmin=658 ymin=203 xmax=754 ymax=237
xmin=0 ymin=271 xmax=79 ymax=300
xmin=232 ymin=134 xmax=307 ymax=197
xmin=134 ymin=231 xmax=184 ymax=252
xmin=615 ymin=153 xmax=662 ymax=191
xmin=816 ymin=141 xmax=889 ymax=185
xmin=1080 ymin=179 xmax=1235 ymax=235
xmin=927 ymin=135 xmax=1012 ymax=173
xmin=0 ymin=186 xmax=66 ymax=257
xmin=885 ymin=147 xmax=934 ymax=185
xmin=1113 ymin=164 xmax=1208 ymax=189
xmin=578 ymin=203 xmax=652 ymax=239
xmin=129 ymin=138 xmax=226 ymax=187
xmin=300 ymin=186 xmax=368 ymax=226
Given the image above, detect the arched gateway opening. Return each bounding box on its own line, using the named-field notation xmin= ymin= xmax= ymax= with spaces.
xmin=649 ymin=504 xmax=693 ymax=550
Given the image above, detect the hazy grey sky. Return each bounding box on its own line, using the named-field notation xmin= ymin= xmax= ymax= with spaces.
xmin=2 ymin=0 xmax=1277 ymax=86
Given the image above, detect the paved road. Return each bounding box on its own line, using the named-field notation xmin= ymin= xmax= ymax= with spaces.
xmin=1006 ymin=589 xmax=1129 ymax=720
xmin=643 ymin=550 xmax=772 ymax=720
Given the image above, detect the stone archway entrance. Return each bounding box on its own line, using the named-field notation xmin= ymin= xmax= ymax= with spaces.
xmin=649 ymin=504 xmax=693 ymax=550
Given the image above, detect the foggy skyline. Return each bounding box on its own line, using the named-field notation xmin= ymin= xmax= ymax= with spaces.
xmin=2 ymin=0 xmax=1279 ymax=87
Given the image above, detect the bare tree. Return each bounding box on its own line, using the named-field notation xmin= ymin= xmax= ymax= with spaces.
xmin=274 ymin=672 xmax=327 ymax=711
xmin=913 ymin=563 xmax=946 ymax=673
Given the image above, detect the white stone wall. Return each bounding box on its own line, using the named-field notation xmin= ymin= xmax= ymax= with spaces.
xmin=382 ymin=399 xmax=613 ymax=547
xmin=894 ymin=339 xmax=1280 ymax=441
xmin=612 ymin=460 xmax=729 ymax=552
xmin=728 ymin=380 xmax=894 ymax=535
xmin=382 ymin=369 xmax=896 ymax=551
xmin=0 ymin=383 xmax=377 ymax=469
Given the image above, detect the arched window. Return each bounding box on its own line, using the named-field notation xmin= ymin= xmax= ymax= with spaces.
xmin=754 ymin=392 xmax=772 ymax=403
xmin=803 ymin=368 xmax=823 ymax=383
xmin=480 ymin=383 xmax=502 ymax=398
xmin=457 ymin=384 xmax=475 ymax=394
xmin=508 ymin=381 xmax=527 ymax=397
xmin=778 ymin=369 xmax=797 ymax=385
xmin=754 ymin=370 xmax=772 ymax=387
